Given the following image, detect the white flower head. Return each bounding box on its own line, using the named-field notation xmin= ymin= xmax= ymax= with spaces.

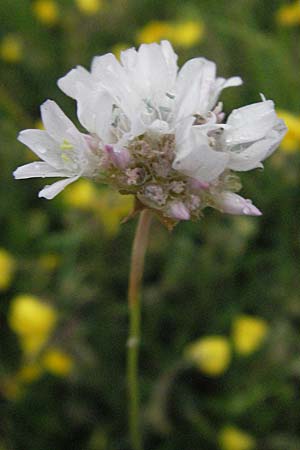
xmin=14 ymin=41 xmax=287 ymax=225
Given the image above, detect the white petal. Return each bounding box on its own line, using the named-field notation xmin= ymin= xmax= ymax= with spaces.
xmin=227 ymin=117 xmax=287 ymax=171
xmin=134 ymin=43 xmax=172 ymax=96
xmin=38 ymin=176 xmax=79 ymax=199
xmin=57 ymin=66 xmax=94 ymax=99
xmin=208 ymin=76 xmax=242 ymax=110
xmin=13 ymin=162 xmax=69 ymax=179
xmin=91 ymin=53 xmax=141 ymax=123
xmin=18 ymin=129 xmax=63 ymax=168
xmin=227 ymin=131 xmax=284 ymax=172
xmin=120 ymin=47 xmax=138 ymax=70
xmin=160 ymin=40 xmax=178 ymax=87
xmin=224 ymin=100 xmax=277 ymax=145
xmin=41 ymin=100 xmax=79 ymax=143
xmin=76 ymin=84 xmax=113 ymax=139
xmin=175 ymin=58 xmax=216 ymax=121
xmin=174 ymin=127 xmax=229 ymax=182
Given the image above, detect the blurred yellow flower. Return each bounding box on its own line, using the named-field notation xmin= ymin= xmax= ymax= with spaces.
xmin=0 ymin=248 xmax=15 ymax=291
xmin=184 ymin=336 xmax=231 ymax=376
xmin=136 ymin=21 xmax=173 ymax=44
xmin=170 ymin=21 xmax=204 ymax=48
xmin=136 ymin=20 xmax=204 ymax=48
xmin=96 ymin=190 xmax=134 ymax=237
xmin=232 ymin=315 xmax=269 ymax=356
xmin=32 ymin=0 xmax=59 ymax=26
xmin=219 ymin=426 xmax=256 ymax=450
xmin=0 ymin=34 xmax=23 ymax=63
xmin=20 ymin=334 xmax=49 ymax=356
xmin=112 ymin=43 xmax=131 ymax=60
xmin=75 ymin=0 xmax=103 ymax=15
xmin=63 ymin=179 xmax=98 ymax=210
xmin=276 ymin=1 xmax=300 ymax=26
xmin=9 ymin=294 xmax=57 ymax=340
xmin=17 ymin=363 xmax=43 ymax=383
xmin=43 ymin=348 xmax=74 ymax=376
xmin=39 ymin=253 xmax=61 ymax=271
xmin=277 ymin=110 xmax=300 ymax=152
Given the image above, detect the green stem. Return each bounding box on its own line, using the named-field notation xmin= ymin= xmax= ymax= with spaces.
xmin=127 ymin=209 xmax=152 ymax=450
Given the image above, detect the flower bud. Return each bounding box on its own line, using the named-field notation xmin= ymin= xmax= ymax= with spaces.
xmin=216 ymin=192 xmax=262 ymax=216
xmin=168 ymin=202 xmax=190 ymax=220
xmin=104 ymin=144 xmax=131 ymax=169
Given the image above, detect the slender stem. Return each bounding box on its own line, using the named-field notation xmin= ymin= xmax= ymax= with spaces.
xmin=127 ymin=209 xmax=152 ymax=450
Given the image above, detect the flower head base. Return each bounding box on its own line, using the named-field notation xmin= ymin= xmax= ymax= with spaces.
xmin=14 ymin=41 xmax=287 ymax=227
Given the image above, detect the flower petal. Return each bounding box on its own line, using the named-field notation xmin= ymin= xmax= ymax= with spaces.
xmin=38 ymin=176 xmax=79 ymax=199
xmin=76 ymin=84 xmax=113 ymax=140
xmin=209 ymin=76 xmax=242 ymax=110
xmin=13 ymin=162 xmax=69 ymax=179
xmin=18 ymin=129 xmax=63 ymax=169
xmin=227 ymin=118 xmax=287 ymax=171
xmin=175 ymin=58 xmax=217 ymax=121
xmin=224 ymin=100 xmax=278 ymax=145
xmin=41 ymin=100 xmax=80 ymax=143
xmin=57 ymin=66 xmax=94 ymax=99
xmin=174 ymin=127 xmax=229 ymax=182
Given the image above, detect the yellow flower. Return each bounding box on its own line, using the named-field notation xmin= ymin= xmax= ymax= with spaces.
xmin=184 ymin=336 xmax=231 ymax=377
xmin=96 ymin=190 xmax=134 ymax=237
xmin=20 ymin=334 xmax=49 ymax=356
xmin=219 ymin=426 xmax=256 ymax=450
xmin=17 ymin=363 xmax=43 ymax=383
xmin=112 ymin=43 xmax=131 ymax=60
xmin=232 ymin=315 xmax=269 ymax=356
xmin=0 ymin=34 xmax=23 ymax=63
xmin=170 ymin=21 xmax=204 ymax=48
xmin=42 ymin=348 xmax=74 ymax=376
xmin=32 ymin=0 xmax=59 ymax=26
xmin=136 ymin=20 xmax=204 ymax=48
xmin=63 ymin=179 xmax=98 ymax=210
xmin=277 ymin=110 xmax=300 ymax=153
xmin=9 ymin=295 xmax=57 ymax=339
xmin=136 ymin=21 xmax=173 ymax=44
xmin=75 ymin=0 xmax=103 ymax=15
xmin=276 ymin=1 xmax=300 ymax=26
xmin=0 ymin=248 xmax=15 ymax=291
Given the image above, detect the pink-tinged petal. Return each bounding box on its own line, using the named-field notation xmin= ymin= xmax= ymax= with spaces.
xmin=188 ymin=178 xmax=210 ymax=191
xmin=169 ymin=202 xmax=190 ymax=221
xmin=216 ymin=192 xmax=262 ymax=216
xmin=38 ymin=176 xmax=79 ymax=200
xmin=104 ymin=145 xmax=131 ymax=169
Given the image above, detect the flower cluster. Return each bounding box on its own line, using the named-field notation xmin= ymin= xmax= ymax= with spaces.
xmin=14 ymin=41 xmax=286 ymax=227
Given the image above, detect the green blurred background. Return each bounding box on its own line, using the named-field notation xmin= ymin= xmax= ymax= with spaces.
xmin=1 ymin=0 xmax=300 ymax=449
